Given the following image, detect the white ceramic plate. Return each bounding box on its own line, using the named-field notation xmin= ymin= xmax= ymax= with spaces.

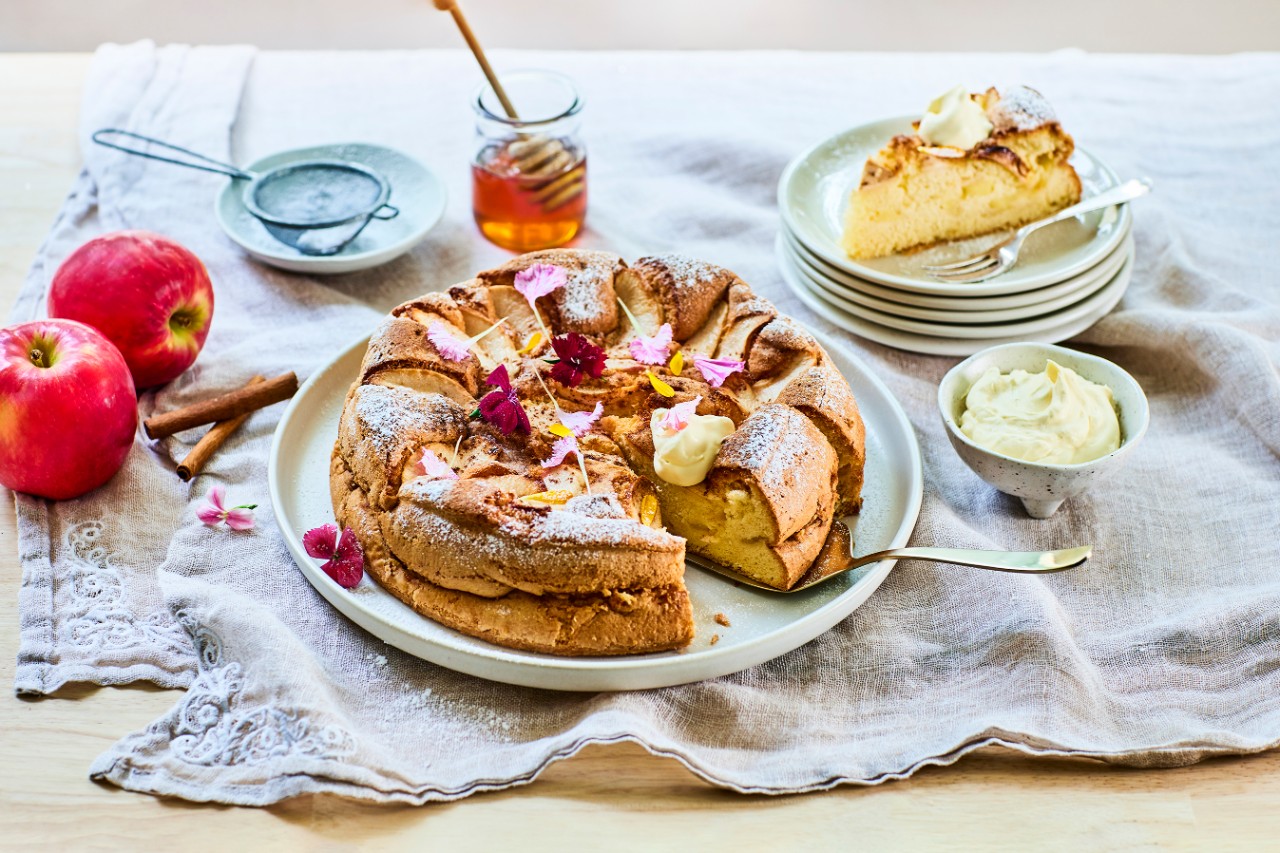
xmin=788 ymin=233 xmax=1133 ymax=326
xmin=216 ymin=143 xmax=446 ymax=275
xmin=268 ymin=330 xmax=923 ymax=691
xmin=777 ymin=237 xmax=1135 ymax=357
xmin=778 ymin=116 xmax=1130 ymax=294
xmin=782 ymin=222 xmax=1131 ymax=313
xmin=813 ymin=243 xmax=1134 ymax=339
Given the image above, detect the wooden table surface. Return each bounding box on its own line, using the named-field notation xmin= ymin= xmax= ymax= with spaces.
xmin=2 ymin=52 xmax=1278 ymax=850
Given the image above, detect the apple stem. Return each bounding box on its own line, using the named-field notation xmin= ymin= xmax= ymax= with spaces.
xmin=29 ymin=347 xmax=47 ymax=368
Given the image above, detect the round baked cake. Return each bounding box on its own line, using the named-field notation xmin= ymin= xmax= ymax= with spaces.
xmin=330 ymin=249 xmax=866 ymax=656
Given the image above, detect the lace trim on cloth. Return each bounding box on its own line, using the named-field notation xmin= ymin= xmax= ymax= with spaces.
xmin=168 ymin=618 xmax=357 ymax=766
xmin=15 ymin=511 xmax=197 ymax=696
xmin=62 ymin=522 xmax=192 ymax=657
xmin=91 ymin=613 xmax=357 ymax=799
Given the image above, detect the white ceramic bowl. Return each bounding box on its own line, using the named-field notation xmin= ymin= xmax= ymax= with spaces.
xmin=937 ymin=342 xmax=1149 ymax=518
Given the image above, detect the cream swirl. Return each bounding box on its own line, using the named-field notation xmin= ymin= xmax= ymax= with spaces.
xmin=650 ymin=410 xmax=735 ymax=486
xmin=960 ymin=360 xmax=1121 ymax=465
xmin=918 ymin=85 xmax=993 ymax=150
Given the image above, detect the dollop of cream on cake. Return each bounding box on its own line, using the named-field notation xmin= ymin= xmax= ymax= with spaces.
xmin=651 ymin=409 xmax=736 ymax=487
xmin=918 ymin=85 xmax=993 ymax=150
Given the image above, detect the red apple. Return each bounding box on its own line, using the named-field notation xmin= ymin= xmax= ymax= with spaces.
xmin=48 ymin=230 xmax=214 ymax=390
xmin=0 ymin=319 xmax=137 ymax=500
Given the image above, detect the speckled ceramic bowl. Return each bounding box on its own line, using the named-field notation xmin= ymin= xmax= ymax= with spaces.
xmin=937 ymin=342 xmax=1149 ymax=518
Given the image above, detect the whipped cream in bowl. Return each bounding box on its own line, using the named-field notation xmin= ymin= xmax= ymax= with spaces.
xmin=960 ymin=359 xmax=1121 ymax=466
xmin=937 ymin=342 xmax=1149 ymax=518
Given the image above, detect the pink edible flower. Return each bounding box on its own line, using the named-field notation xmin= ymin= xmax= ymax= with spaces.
xmin=416 ymin=449 xmax=459 ymax=481
xmin=427 ymin=318 xmax=506 ymax=363
xmin=196 ymin=485 xmax=256 ymax=531
xmin=558 ymin=402 xmax=603 ymax=437
xmin=629 ymin=322 xmax=673 ymax=365
xmin=541 ymin=435 xmax=580 ymax=469
xmin=542 ymin=403 xmax=602 ymax=469
xmin=693 ymin=355 xmax=744 ymax=388
xmin=302 ymin=523 xmax=365 ymax=589
xmin=427 ymin=321 xmax=473 ymax=362
xmin=513 ymin=264 xmax=566 ymax=315
xmin=658 ymin=396 xmax=702 ymax=432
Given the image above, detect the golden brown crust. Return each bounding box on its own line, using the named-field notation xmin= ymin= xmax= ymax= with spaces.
xmin=476 ymin=249 xmax=623 ymax=337
xmin=859 ymin=86 xmax=1077 ymax=190
xmin=775 ymin=366 xmax=866 ymax=514
xmin=715 ymin=282 xmax=777 ymax=363
xmin=361 ymin=315 xmax=481 ymax=398
xmin=339 ymin=382 xmax=470 ymax=511
xmin=332 ymin=450 xmax=694 ymax=656
xmin=631 ymin=255 xmax=738 ymax=342
xmin=712 ymin=404 xmax=836 ymax=544
xmin=386 ymin=483 xmax=685 ymax=597
xmin=391 ymin=292 xmax=466 ymax=328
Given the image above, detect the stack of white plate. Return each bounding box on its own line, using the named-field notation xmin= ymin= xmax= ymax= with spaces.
xmin=776 ymin=118 xmax=1136 ymax=356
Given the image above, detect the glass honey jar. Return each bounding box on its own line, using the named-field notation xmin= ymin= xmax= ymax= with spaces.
xmin=471 ymin=70 xmax=587 ymax=252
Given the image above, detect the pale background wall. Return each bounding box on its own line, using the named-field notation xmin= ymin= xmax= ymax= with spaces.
xmin=3 ymin=0 xmax=1278 ymax=53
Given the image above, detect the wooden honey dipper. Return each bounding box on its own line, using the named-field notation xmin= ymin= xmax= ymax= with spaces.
xmin=434 ymin=0 xmax=585 ymax=211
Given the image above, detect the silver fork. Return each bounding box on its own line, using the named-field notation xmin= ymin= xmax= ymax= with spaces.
xmin=924 ymin=178 xmax=1152 ymax=283
xmin=687 ymin=545 xmax=1091 ymax=593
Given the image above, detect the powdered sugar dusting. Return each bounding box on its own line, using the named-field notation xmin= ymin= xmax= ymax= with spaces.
xmin=757 ymin=316 xmax=817 ymax=352
xmin=645 ymin=254 xmax=726 ymax=296
xmin=717 ymin=404 xmax=828 ymax=499
xmin=988 ymin=85 xmax=1058 ymax=133
xmin=647 ymin=254 xmax=722 ymax=282
xmin=550 ymin=256 xmax=620 ymax=332
xmin=353 ymin=385 xmax=467 ymax=458
xmin=397 ymin=479 xmax=676 ymax=558
xmin=538 ymin=504 xmax=673 ymax=549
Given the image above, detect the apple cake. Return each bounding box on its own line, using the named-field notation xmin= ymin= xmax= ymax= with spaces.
xmin=842 ymin=85 xmax=1083 ymax=259
xmin=330 ymin=249 xmax=866 ymax=656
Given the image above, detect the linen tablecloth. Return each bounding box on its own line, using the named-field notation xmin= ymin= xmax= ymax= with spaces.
xmin=11 ymin=42 xmax=1280 ymax=804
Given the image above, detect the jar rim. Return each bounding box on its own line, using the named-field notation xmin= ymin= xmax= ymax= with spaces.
xmin=472 ymin=69 xmax=583 ymax=128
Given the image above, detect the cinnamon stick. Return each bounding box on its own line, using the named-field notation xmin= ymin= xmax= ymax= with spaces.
xmin=176 ymin=375 xmax=265 ymax=481
xmin=144 ymin=371 xmax=298 ymax=439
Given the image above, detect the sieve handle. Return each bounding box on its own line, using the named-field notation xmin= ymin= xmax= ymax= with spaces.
xmin=91 ymin=129 xmax=255 ymax=181
xmin=371 ymin=204 xmax=400 ymax=220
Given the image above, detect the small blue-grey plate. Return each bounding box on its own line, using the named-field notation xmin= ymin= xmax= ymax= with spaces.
xmin=215 ymin=142 xmax=446 ymax=275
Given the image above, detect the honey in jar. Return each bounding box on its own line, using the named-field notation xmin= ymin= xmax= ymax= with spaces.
xmin=471 ymin=71 xmax=587 ymax=252
xmin=472 ymin=140 xmax=587 ymax=252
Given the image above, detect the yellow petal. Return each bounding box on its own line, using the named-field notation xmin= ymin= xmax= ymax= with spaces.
xmin=517 ymin=331 xmax=543 ymax=355
xmin=669 ymin=351 xmax=684 ymax=375
xmin=647 ymin=371 xmax=676 ymax=398
xmin=640 ymin=494 xmax=659 ymax=527
xmin=521 ymin=489 xmax=574 ymax=506
xmin=548 ymin=423 xmax=573 ymax=438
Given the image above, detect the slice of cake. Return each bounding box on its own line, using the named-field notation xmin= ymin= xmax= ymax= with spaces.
xmin=609 ymin=402 xmax=842 ymax=591
xmin=841 ymin=86 xmax=1082 ymax=260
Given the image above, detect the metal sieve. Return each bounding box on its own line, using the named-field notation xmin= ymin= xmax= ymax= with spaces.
xmin=92 ymin=129 xmax=400 ymax=256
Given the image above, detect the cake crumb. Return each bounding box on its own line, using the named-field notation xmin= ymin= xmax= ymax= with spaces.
xmin=714 ymin=612 xmax=731 ymax=627
xmin=710 ymin=634 xmax=720 ymax=645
